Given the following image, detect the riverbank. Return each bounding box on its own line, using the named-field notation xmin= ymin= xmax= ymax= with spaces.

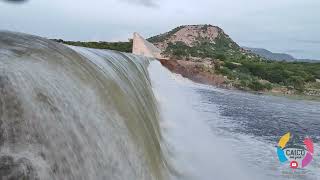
xmin=158 ymin=58 xmax=320 ymax=101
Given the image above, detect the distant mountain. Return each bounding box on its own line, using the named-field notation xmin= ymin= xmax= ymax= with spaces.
xmin=298 ymin=59 xmax=319 ymax=63
xmin=242 ymin=47 xmax=296 ymax=61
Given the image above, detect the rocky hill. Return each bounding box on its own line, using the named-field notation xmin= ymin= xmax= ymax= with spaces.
xmin=148 ymin=25 xmax=246 ymax=60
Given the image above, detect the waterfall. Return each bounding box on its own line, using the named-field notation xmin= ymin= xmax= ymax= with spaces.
xmin=0 ymin=31 xmax=167 ymax=180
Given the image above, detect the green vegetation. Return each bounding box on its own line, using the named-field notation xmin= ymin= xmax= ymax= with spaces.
xmin=162 ymin=32 xmax=240 ymax=60
xmin=162 ymin=35 xmax=320 ymax=94
xmin=215 ymin=53 xmax=320 ymax=93
xmin=52 ymin=39 xmax=132 ymax=53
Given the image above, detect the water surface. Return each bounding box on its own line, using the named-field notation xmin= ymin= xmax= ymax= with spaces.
xmin=148 ymin=61 xmax=320 ymax=180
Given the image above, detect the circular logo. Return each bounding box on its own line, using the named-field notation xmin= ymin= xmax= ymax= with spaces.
xmin=290 ymin=161 xmax=298 ymax=169
xmin=276 ymin=132 xmax=314 ymax=169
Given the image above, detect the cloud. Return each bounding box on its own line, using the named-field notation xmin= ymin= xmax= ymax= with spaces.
xmin=2 ymin=0 xmax=28 ymax=3
xmin=121 ymin=0 xmax=158 ymax=7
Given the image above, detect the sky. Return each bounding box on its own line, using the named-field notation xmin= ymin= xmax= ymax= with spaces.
xmin=1 ymin=0 xmax=319 ymax=59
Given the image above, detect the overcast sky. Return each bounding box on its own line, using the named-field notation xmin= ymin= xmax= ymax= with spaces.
xmin=1 ymin=0 xmax=319 ymax=59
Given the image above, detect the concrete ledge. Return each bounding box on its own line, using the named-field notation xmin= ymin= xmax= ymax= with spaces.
xmin=132 ymin=32 xmax=163 ymax=59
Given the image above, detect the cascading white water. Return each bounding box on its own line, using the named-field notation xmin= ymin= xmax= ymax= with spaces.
xmin=0 ymin=31 xmax=167 ymax=180
xmin=148 ymin=61 xmax=260 ymax=180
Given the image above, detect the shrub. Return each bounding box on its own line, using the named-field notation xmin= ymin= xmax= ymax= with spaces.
xmin=215 ymin=54 xmax=226 ymax=61
xmin=225 ymin=62 xmax=240 ymax=70
xmin=287 ymin=76 xmax=305 ymax=92
xmin=248 ymin=80 xmax=268 ymax=91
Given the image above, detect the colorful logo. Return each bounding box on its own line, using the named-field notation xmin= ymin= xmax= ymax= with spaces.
xmin=277 ymin=132 xmax=314 ymax=169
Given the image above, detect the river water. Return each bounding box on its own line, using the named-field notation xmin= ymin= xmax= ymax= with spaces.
xmin=148 ymin=61 xmax=320 ymax=180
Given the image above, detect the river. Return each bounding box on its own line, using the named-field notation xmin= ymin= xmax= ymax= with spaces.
xmin=149 ymin=61 xmax=320 ymax=180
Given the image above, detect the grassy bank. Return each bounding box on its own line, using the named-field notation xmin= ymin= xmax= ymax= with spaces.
xmin=214 ymin=52 xmax=320 ymax=94
xmin=52 ymin=39 xmax=133 ymax=53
